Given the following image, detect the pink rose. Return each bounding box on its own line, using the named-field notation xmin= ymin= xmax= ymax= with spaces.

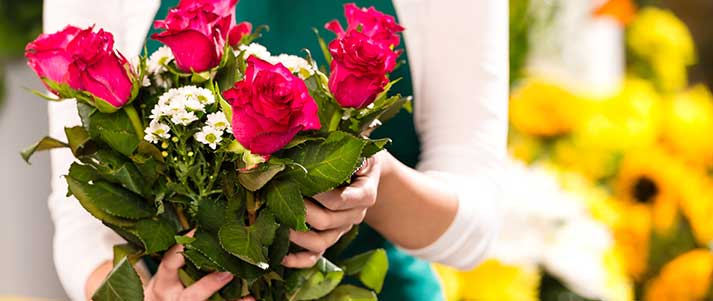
xmin=223 ymin=56 xmax=321 ymax=155
xmin=152 ymin=0 xmax=237 ymax=72
xmin=328 ymin=30 xmax=397 ymax=109
xmin=325 ymin=3 xmax=404 ymax=48
xmin=25 ymin=25 xmax=134 ymax=108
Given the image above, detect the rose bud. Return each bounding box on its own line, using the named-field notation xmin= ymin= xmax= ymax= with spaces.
xmin=325 ymin=3 xmax=405 ymax=48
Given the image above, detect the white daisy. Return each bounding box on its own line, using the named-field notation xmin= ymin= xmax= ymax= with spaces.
xmin=170 ymin=110 xmax=198 ymax=126
xmin=143 ymin=120 xmax=171 ymax=144
xmin=268 ymin=54 xmax=316 ymax=78
xmin=148 ymin=46 xmax=175 ymax=74
xmin=237 ymin=43 xmax=272 ymax=61
xmin=194 ymin=126 xmax=223 ymax=149
xmin=206 ymin=112 xmax=230 ymax=132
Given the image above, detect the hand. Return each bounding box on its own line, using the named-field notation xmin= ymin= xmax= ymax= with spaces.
xmin=283 ymin=153 xmax=383 ymax=268
xmin=145 ymin=243 xmax=254 ymax=301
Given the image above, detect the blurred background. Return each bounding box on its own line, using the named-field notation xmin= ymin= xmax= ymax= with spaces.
xmin=1 ymin=0 xmax=712 ymax=300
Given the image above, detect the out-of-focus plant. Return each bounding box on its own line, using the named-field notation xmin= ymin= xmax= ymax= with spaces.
xmin=0 ymin=0 xmax=43 ymax=110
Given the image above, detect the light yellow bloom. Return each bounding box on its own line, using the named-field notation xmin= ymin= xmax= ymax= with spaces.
xmin=627 ymin=7 xmax=696 ymax=92
xmin=573 ymin=77 xmax=662 ymax=152
xmin=510 ymin=79 xmax=587 ymax=137
xmin=433 ymin=265 xmax=462 ymax=301
xmin=662 ymin=85 xmax=713 ymax=165
xmin=644 ymin=249 xmax=713 ymax=301
xmin=460 ymin=260 xmax=540 ymax=301
xmin=678 ymin=170 xmax=713 ymax=246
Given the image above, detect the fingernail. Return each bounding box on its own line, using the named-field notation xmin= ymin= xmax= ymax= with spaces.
xmin=217 ymin=271 xmax=233 ymax=281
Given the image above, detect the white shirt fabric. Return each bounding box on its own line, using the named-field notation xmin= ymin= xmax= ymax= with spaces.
xmin=44 ymin=1 xmax=508 ymax=299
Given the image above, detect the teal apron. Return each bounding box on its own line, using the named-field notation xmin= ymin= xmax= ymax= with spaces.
xmin=147 ymin=1 xmax=442 ymax=300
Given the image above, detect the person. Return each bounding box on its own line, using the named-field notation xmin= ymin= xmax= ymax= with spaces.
xmin=43 ymin=0 xmax=508 ymax=300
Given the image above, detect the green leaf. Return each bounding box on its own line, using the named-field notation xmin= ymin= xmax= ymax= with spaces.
xmin=86 ymin=107 xmax=140 ymax=156
xmin=132 ymin=218 xmax=176 ymax=254
xmin=286 ymin=257 xmax=344 ymax=301
xmin=112 ymin=243 xmax=142 ymax=266
xmin=312 ymin=28 xmax=332 ymax=66
xmin=361 ymin=138 xmax=391 ymax=158
xmin=217 ymin=46 xmax=239 ymax=92
xmin=175 ymin=236 xmax=196 ymax=245
xmin=66 ymin=173 xmax=154 ymax=220
xmin=92 ymin=257 xmax=144 ymax=301
xmin=219 ymin=223 xmax=270 ymax=269
xmin=269 ymin=225 xmax=291 ymax=267
xmin=197 ymin=198 xmax=228 ymax=233
xmin=183 ymin=248 xmax=220 ymax=271
xmin=65 ymin=126 xmax=95 ymax=156
xmin=281 ymin=131 xmax=366 ymax=196
xmin=20 ymin=136 xmax=67 ymax=163
xmin=253 ymin=211 xmax=280 ymax=245
xmin=320 ymin=285 xmax=377 ymax=301
xmin=66 ymin=176 xmax=137 ymax=228
xmin=304 ymin=75 xmax=341 ymax=134
xmin=187 ymin=230 xmax=264 ymax=280
xmin=324 ymin=226 xmax=359 ymax=260
xmin=238 ymin=163 xmax=285 ymax=191
xmin=339 ymin=249 xmax=388 ymax=293
xmin=264 ymin=180 xmax=307 ymax=231
xmin=285 ymin=136 xmax=325 ymax=149
xmin=81 ymin=149 xmax=147 ymax=196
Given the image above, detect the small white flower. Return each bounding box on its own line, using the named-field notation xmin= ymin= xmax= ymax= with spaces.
xmin=143 ymin=120 xmax=171 ymax=143
xmin=171 ymin=110 xmax=198 ymax=126
xmin=194 ymin=126 xmax=223 ymax=149
xmin=177 ymin=86 xmax=215 ymax=111
xmin=153 ymin=74 xmax=171 ymax=89
xmin=148 ymin=46 xmax=174 ymax=74
xmin=206 ymin=112 xmax=230 ymax=132
xmin=237 ymin=43 xmax=271 ymax=61
xmin=268 ymin=54 xmax=316 ymax=78
xmin=141 ymin=76 xmax=151 ymax=87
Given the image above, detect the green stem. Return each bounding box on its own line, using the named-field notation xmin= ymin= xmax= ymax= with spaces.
xmin=123 ymin=105 xmax=144 ymax=140
xmin=327 ymin=109 xmax=342 ymax=132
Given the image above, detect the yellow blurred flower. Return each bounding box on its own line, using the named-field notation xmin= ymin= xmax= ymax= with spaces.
xmin=678 ymin=170 xmax=713 ymax=246
xmin=509 ymin=131 xmax=545 ymax=164
xmin=627 ymin=7 xmax=696 ymax=92
xmin=433 ymin=265 xmax=462 ymax=301
xmin=573 ymin=77 xmax=662 ymax=152
xmin=510 ymin=79 xmax=587 ymax=137
xmin=614 ymin=149 xmax=682 ymax=234
xmin=553 ymin=139 xmax=621 ymax=181
xmin=610 ymin=200 xmax=652 ymax=280
xmin=602 ymin=248 xmax=636 ymax=301
xmin=443 ymin=260 xmax=541 ymax=301
xmin=662 ymin=85 xmax=713 ymax=165
xmin=644 ymin=249 xmax=713 ymax=301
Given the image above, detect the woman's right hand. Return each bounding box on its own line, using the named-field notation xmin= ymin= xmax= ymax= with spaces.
xmin=144 ymin=243 xmax=254 ymax=301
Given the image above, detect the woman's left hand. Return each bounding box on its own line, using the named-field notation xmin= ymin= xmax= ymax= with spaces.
xmin=282 ymin=153 xmax=383 ymax=268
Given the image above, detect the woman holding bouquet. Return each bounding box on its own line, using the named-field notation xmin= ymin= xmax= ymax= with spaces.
xmin=43 ymin=0 xmax=507 ymax=300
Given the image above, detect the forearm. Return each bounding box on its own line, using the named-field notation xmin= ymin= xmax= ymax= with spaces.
xmin=365 ymin=151 xmax=459 ymax=249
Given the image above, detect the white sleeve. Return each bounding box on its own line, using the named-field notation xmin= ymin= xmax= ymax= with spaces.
xmin=394 ymin=0 xmax=509 ymax=269
xmin=43 ymin=1 xmax=159 ymax=299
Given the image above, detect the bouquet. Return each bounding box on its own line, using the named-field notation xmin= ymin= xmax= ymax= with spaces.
xmin=22 ymin=1 xmax=410 ymax=300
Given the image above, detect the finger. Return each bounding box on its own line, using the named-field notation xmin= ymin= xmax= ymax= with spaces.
xmin=239 ymin=297 xmax=256 ymax=301
xmin=153 ymin=243 xmax=186 ymax=291
xmin=180 ymin=271 xmax=233 ymax=301
xmin=355 ymin=156 xmax=377 ymax=176
xmin=305 ymin=200 xmax=367 ymax=231
xmin=282 ymin=252 xmax=322 ymax=268
xmin=289 ymin=225 xmax=352 ymax=253
xmin=313 ymin=177 xmax=376 ymax=211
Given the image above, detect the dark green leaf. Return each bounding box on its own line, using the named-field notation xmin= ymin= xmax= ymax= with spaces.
xmin=285 ymin=136 xmax=325 ymax=149
xmin=66 ymin=174 xmax=154 ymax=220
xmin=132 ymin=218 xmax=176 ymax=254
xmin=187 ymin=230 xmax=264 ymax=280
xmin=183 ymin=249 xmax=220 ymax=271
xmin=361 ymin=138 xmax=391 ymax=158
xmin=219 ymin=223 xmax=270 ymax=269
xmin=64 ymin=126 xmax=94 ymax=156
xmin=269 ymin=225 xmax=291 ymax=267
xmin=20 ymin=136 xmax=67 ymax=163
xmin=304 ymin=75 xmax=340 ymax=134
xmin=92 ymin=257 xmax=144 ymax=301
xmin=324 ymin=226 xmax=359 ymax=260
xmin=175 ymin=236 xmax=196 ymax=245
xmin=81 ymin=149 xmax=147 ymax=196
xmin=217 ymin=46 xmax=238 ymax=92
xmin=319 ymin=285 xmax=377 ymax=301
xmin=197 ymin=198 xmax=227 ymax=233
xmin=87 ymin=108 xmax=140 ymax=156
xmin=286 ymin=257 xmax=344 ymax=301
xmin=112 ymin=243 xmax=142 ymax=266
xmin=66 ymin=176 xmax=138 ymax=227
xmin=339 ymin=249 xmax=388 ymax=293
xmin=238 ymin=163 xmax=285 ymax=191
xmin=281 ymin=131 xmax=366 ymax=196
xmin=253 ymin=211 xmax=280 ymax=245
xmin=264 ymin=180 xmax=307 ymax=231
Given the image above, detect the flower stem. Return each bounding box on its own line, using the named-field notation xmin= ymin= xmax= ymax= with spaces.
xmin=123 ymin=105 xmax=144 ymax=140
xmin=327 ymin=109 xmax=342 ymax=132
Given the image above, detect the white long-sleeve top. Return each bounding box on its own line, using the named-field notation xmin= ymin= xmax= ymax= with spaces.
xmin=44 ymin=1 xmax=508 ymax=299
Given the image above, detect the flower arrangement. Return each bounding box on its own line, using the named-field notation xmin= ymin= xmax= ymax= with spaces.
xmin=21 ymin=1 xmax=410 ymax=300
xmin=440 ymin=2 xmax=713 ymax=301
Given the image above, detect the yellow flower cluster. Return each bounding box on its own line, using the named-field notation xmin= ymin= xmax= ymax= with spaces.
xmin=467 ymin=4 xmax=713 ymax=301
xmin=435 ymin=261 xmax=540 ymax=301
